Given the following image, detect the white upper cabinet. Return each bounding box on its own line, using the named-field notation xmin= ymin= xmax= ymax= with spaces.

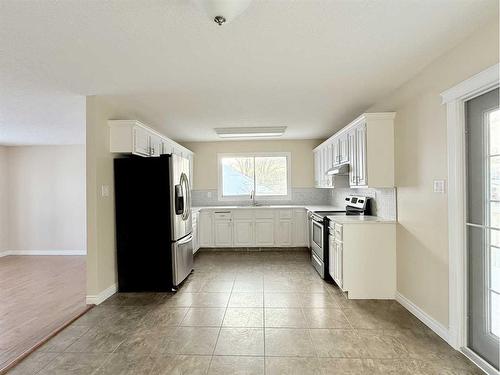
xmin=338 ymin=133 xmax=349 ymax=165
xmin=109 ymin=120 xmax=193 ymax=158
xmin=354 ymin=124 xmax=367 ymax=187
xmin=132 ymin=126 xmax=151 ymax=156
xmin=149 ymin=134 xmax=162 ymax=157
xmin=313 ymin=112 xmax=395 ymax=188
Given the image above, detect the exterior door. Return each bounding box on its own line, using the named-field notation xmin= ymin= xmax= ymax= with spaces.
xmin=466 ymin=88 xmax=499 ymax=370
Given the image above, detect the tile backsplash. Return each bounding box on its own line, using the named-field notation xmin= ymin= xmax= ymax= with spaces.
xmin=329 ymin=187 xmax=397 ymax=220
xmin=192 ymin=187 xmax=397 ymax=220
xmin=192 ymin=187 xmax=330 ymax=207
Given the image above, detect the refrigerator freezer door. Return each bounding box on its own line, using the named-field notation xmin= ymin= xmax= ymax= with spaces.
xmin=172 ymin=233 xmax=194 ymax=286
xmin=171 ymin=154 xmax=193 ymax=241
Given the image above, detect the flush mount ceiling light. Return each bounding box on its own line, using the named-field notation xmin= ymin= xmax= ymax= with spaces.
xmin=215 ymin=126 xmax=287 ymax=138
xmin=192 ymin=0 xmax=253 ymax=26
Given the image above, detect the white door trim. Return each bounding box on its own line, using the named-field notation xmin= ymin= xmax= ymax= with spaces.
xmin=441 ymin=63 xmax=499 ymax=351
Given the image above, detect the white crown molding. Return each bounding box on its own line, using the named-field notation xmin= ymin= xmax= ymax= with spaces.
xmin=396 ymin=292 xmax=450 ymax=343
xmin=441 ymin=63 xmax=499 ymax=103
xmin=0 ymin=250 xmax=86 ymax=257
xmin=86 ymin=283 xmax=117 ymax=305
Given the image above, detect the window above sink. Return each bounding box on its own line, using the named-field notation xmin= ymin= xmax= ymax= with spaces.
xmin=217 ymin=152 xmax=291 ymax=202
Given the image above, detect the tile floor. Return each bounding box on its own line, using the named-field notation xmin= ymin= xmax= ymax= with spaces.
xmin=8 ymin=250 xmax=481 ymax=374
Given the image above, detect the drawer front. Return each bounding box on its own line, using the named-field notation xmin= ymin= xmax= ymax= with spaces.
xmin=334 ymin=223 xmax=343 ymax=241
xmin=214 ymin=211 xmax=232 ymax=220
xmin=255 ymin=210 xmax=274 ymax=219
xmin=233 ymin=210 xmax=254 ymax=219
xmin=277 ymin=209 xmax=293 ymax=219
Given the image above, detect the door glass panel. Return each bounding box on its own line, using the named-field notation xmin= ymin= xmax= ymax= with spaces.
xmin=491 ymin=156 xmax=500 ymax=201
xmin=491 ymin=292 xmax=500 ymax=337
xmin=466 ymin=88 xmax=499 ymax=369
xmin=491 ymin=244 xmax=500 ymax=292
xmin=490 ymin=109 xmax=500 ymax=155
xmin=491 ymin=202 xmax=500 ymax=229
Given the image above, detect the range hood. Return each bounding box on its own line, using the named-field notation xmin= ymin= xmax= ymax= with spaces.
xmin=326 ymin=163 xmax=349 ymax=176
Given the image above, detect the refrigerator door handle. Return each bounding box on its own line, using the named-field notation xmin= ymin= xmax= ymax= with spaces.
xmin=180 ymin=172 xmax=190 ymax=220
xmin=178 ymin=233 xmax=193 ymax=245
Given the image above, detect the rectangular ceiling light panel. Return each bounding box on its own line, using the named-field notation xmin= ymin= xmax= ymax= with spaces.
xmin=214 ymin=126 xmax=287 ymax=138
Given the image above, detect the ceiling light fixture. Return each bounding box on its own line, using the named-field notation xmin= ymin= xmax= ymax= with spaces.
xmin=215 ymin=126 xmax=287 ymax=138
xmin=192 ymin=0 xmax=253 ymax=26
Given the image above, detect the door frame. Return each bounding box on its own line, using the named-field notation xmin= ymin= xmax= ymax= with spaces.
xmin=441 ymin=63 xmax=499 ymax=374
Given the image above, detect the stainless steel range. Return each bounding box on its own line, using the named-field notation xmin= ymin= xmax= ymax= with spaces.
xmin=308 ymin=196 xmax=371 ymax=279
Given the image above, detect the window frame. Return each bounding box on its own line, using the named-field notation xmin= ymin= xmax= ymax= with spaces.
xmin=217 ymin=152 xmax=292 ymax=202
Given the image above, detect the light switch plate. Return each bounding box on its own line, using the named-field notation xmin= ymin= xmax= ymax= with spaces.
xmin=433 ymin=179 xmax=446 ymax=193
xmin=101 ymin=185 xmax=110 ymax=197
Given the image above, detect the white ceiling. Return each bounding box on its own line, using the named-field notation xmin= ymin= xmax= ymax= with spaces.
xmin=0 ymin=0 xmax=497 ymax=145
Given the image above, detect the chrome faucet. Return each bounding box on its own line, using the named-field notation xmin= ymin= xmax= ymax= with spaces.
xmin=250 ymin=190 xmax=257 ymax=206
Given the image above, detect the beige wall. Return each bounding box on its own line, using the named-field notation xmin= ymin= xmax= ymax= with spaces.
xmin=86 ymin=96 xmax=119 ymax=298
xmin=181 ymin=140 xmax=323 ymax=190
xmin=6 ymin=145 xmax=86 ymax=253
xmin=369 ymin=20 xmax=499 ymax=326
xmin=0 ymin=147 xmax=8 ymax=255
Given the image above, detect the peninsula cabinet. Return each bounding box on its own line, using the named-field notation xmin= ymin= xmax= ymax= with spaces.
xmin=194 ymin=207 xmax=308 ymax=249
xmin=328 ymin=219 xmax=396 ymax=299
xmin=313 ymin=112 xmax=395 ymax=188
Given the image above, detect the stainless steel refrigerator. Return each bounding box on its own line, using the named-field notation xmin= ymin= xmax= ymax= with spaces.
xmin=114 ymin=154 xmax=193 ymax=292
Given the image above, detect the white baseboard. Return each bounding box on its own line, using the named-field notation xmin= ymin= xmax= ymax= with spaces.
xmin=86 ymin=283 xmax=117 ymax=305
xmin=0 ymin=250 xmax=86 ymax=256
xmin=461 ymin=347 xmax=498 ymax=375
xmin=396 ymin=292 xmax=450 ymax=343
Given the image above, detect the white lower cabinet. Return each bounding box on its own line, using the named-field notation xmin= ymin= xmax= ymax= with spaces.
xmin=329 ymin=232 xmax=344 ymax=289
xmin=233 ymin=220 xmax=254 ymax=246
xmin=199 ymin=211 xmax=213 ymax=247
xmin=292 ymin=209 xmax=308 ymax=246
xmin=195 ymin=207 xmax=308 ymax=248
xmin=329 ymin=220 xmax=396 ymax=299
xmin=275 ymin=220 xmax=292 ymax=246
xmin=255 ymin=219 xmax=275 ymax=246
xmin=214 ymin=220 xmax=232 ymax=247
xmin=192 ymin=212 xmax=200 ymax=254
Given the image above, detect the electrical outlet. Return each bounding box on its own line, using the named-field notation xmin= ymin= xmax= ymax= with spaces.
xmin=101 ymin=185 xmax=110 ymax=197
xmin=433 ymin=180 xmax=446 ymax=193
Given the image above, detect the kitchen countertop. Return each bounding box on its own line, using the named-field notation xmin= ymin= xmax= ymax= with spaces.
xmin=191 ymin=205 xmax=345 ymax=212
xmin=327 ymin=215 xmax=397 ymax=224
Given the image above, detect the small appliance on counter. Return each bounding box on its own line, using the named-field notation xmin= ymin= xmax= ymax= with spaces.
xmin=114 ymin=154 xmax=193 ymax=292
xmin=308 ymin=196 xmax=370 ymax=279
